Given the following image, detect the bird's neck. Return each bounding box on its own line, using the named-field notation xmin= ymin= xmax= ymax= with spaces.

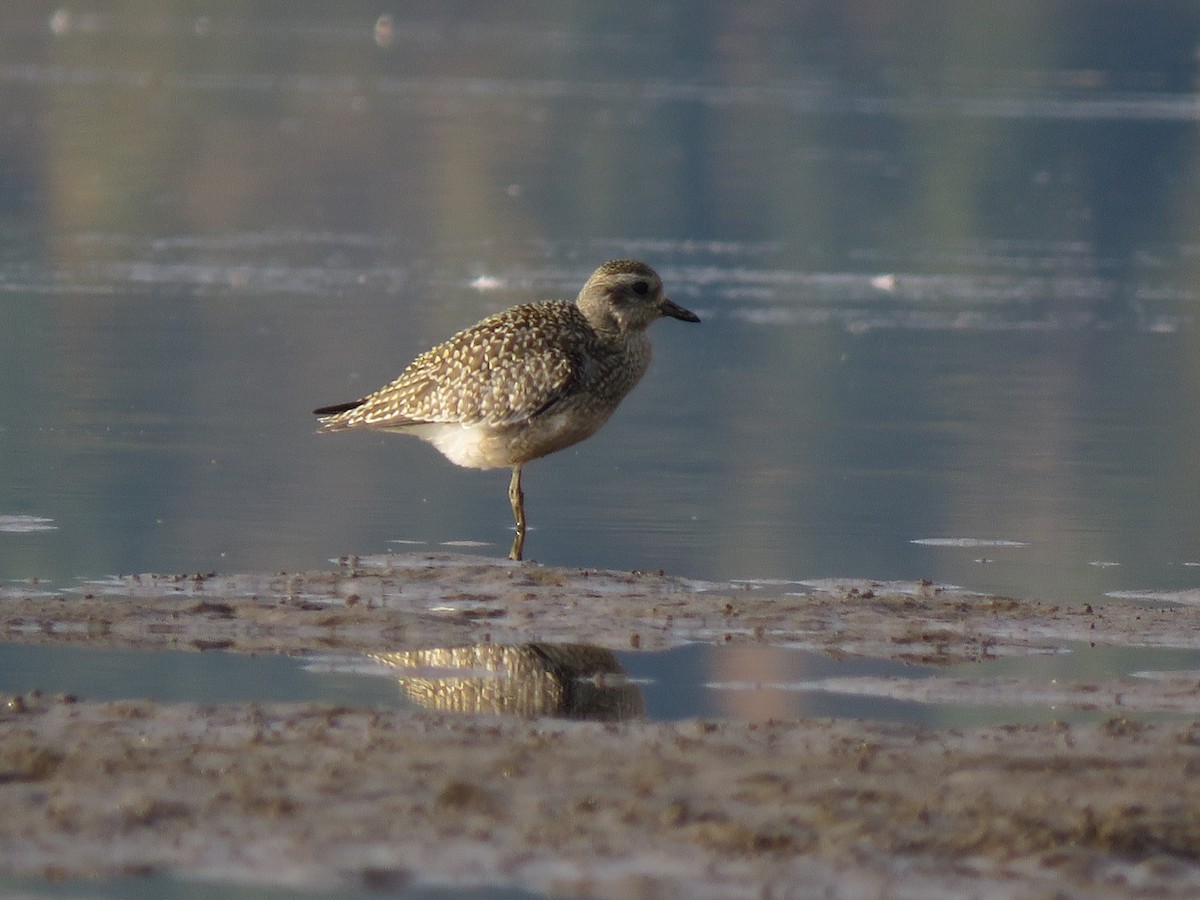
xmin=577 ymin=301 xmax=621 ymax=337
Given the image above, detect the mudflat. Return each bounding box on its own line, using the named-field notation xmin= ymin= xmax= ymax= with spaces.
xmin=2 ymin=553 xmax=1200 ymax=897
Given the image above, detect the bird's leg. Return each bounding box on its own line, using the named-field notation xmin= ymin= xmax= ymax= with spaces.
xmin=508 ymin=465 xmax=526 ymax=561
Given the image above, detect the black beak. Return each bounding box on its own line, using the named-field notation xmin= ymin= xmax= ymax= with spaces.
xmin=660 ymin=297 xmax=700 ymax=323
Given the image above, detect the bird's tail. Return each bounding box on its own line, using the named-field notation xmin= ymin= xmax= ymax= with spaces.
xmin=313 ymin=400 xmax=364 ymax=417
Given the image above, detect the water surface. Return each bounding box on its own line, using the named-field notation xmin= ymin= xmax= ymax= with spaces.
xmin=2 ymin=2 xmax=1199 ymax=731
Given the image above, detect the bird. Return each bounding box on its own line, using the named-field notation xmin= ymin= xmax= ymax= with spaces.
xmin=313 ymin=259 xmax=700 ymax=561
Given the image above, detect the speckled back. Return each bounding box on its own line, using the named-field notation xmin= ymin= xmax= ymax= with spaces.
xmin=317 ymin=300 xmax=652 ymax=432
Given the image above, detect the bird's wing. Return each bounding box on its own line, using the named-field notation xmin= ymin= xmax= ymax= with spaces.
xmin=343 ymin=303 xmax=587 ymax=430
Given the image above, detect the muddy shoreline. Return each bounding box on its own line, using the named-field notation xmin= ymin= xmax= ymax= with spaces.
xmin=4 ymin=553 xmax=1199 ymax=662
xmin=3 ymin=553 xmax=1200 ymax=897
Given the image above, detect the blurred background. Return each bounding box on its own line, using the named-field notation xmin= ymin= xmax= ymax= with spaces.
xmin=1 ymin=2 xmax=1199 ymax=630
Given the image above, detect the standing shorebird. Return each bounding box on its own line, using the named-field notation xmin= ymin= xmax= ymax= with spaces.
xmin=313 ymin=259 xmax=699 ymax=560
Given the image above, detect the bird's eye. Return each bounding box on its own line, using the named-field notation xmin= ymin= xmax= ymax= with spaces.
xmin=631 ymin=280 xmax=650 ymax=296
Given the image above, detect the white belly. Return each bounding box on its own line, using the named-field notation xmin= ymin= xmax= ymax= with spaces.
xmin=401 ymin=408 xmax=611 ymax=470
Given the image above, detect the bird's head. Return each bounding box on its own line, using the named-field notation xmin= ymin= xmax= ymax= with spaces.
xmin=576 ymin=259 xmax=700 ymax=335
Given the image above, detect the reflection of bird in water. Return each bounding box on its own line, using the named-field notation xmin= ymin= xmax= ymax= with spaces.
xmin=373 ymin=643 xmax=644 ymax=721
xmin=314 ymin=260 xmax=699 ymax=560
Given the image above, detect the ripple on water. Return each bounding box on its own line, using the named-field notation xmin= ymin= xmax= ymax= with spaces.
xmin=0 ymin=515 xmax=56 ymax=533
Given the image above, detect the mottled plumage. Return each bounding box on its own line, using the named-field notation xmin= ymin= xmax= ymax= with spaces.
xmin=314 ymin=259 xmax=699 ymax=559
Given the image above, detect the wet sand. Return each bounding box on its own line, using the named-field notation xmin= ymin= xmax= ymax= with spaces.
xmin=6 ymin=553 xmax=1199 ymax=662
xmin=3 ymin=553 xmax=1200 ymax=897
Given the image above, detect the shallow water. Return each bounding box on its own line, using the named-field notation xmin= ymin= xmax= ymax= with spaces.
xmin=6 ymin=639 xmax=1200 ymax=731
xmin=4 ymin=5 xmax=1199 ymax=599
xmin=3 ymin=3 xmax=1200 ymax=860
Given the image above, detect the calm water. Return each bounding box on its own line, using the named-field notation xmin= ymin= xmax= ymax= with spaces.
xmin=2 ymin=8 xmax=1200 ymax=703
xmin=4 ymin=640 xmax=1193 ymax=729
xmin=4 ymin=4 xmax=1200 ymax=896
